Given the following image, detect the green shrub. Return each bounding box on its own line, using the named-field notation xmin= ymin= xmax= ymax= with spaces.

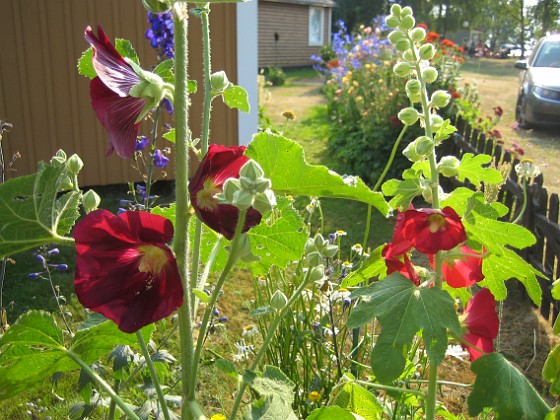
xmin=266 ymin=66 xmax=286 ymax=86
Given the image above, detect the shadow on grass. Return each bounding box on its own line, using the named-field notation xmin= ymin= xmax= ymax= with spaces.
xmin=461 ymin=57 xmax=519 ymax=78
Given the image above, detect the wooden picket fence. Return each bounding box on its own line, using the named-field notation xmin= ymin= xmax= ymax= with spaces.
xmin=440 ymin=117 xmax=560 ymax=325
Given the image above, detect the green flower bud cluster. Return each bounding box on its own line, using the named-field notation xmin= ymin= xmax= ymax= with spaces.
xmin=220 ymin=160 xmax=276 ymax=213
xmin=303 ymin=233 xmax=338 ymax=282
xmin=437 ymin=156 xmax=460 ymax=177
xmin=270 ymin=289 xmax=288 ymax=311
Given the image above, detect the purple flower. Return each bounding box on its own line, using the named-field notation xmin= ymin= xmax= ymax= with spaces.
xmin=135 ymin=136 xmax=150 ymax=151
xmin=153 ymin=149 xmax=169 ymax=168
xmin=146 ymin=12 xmax=175 ymax=59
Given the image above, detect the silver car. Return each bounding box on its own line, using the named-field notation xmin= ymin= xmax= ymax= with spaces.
xmin=515 ymin=34 xmax=560 ymax=129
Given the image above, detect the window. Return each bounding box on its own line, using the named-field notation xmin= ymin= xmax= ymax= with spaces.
xmin=308 ymin=7 xmax=324 ymax=46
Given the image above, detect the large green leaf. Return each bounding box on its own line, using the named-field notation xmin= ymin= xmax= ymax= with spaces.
xmin=246 ymin=132 xmax=390 ymax=216
xmin=340 ymin=245 xmax=386 ymax=288
xmin=332 ymin=381 xmax=383 ymax=419
xmin=348 ymin=275 xmax=461 ymax=383
xmin=246 ymin=197 xmax=307 ymax=275
xmin=382 ymin=169 xmax=422 ymax=210
xmin=0 ymin=157 xmax=80 ymax=257
xmin=307 ymin=406 xmax=356 ymax=420
xmin=0 ymin=311 xmax=70 ymax=399
xmin=468 ymin=352 xmax=552 ymax=419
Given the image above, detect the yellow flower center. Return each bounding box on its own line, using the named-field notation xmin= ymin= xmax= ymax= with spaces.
xmin=196 ymin=178 xmax=221 ymax=210
xmin=138 ymin=245 xmax=168 ymax=274
xmin=308 ymin=391 xmax=321 ymax=403
xmin=427 ymin=213 xmax=446 ymax=233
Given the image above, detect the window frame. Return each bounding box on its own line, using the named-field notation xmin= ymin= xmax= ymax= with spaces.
xmin=308 ymin=7 xmax=325 ymax=47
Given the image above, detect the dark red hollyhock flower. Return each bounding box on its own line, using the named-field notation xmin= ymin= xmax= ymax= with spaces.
xmin=383 ymin=211 xmax=420 ymax=285
xmin=429 ymin=245 xmax=484 ymax=288
xmin=85 ymin=26 xmax=146 ymax=159
xmin=74 ymin=209 xmax=183 ymax=333
xmin=462 ymin=288 xmax=499 ymax=361
xmin=399 ymin=207 xmax=467 ymax=255
xmin=189 ymin=144 xmax=262 ymax=240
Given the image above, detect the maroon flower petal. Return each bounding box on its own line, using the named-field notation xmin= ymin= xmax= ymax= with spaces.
xmin=400 ymin=206 xmax=466 ymax=254
xmin=74 ymin=210 xmax=183 ymax=333
xmin=462 ymin=288 xmax=499 ymax=361
xmin=189 ymin=144 xmax=263 ymax=240
xmin=85 ymin=25 xmax=141 ymax=96
xmin=90 ymin=77 xmax=145 ymax=158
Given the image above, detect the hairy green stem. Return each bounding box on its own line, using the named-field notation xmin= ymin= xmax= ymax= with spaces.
xmin=136 ymin=331 xmax=171 ymax=420
xmin=189 ymin=210 xmax=248 ymax=398
xmin=172 ymin=4 xmax=195 ymax=420
xmin=65 ymin=350 xmax=140 ymax=420
xmin=144 ymin=107 xmax=161 ymax=210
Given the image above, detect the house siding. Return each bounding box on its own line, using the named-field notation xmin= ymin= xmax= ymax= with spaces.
xmin=0 ymin=0 xmax=238 ymax=186
xmin=258 ymin=2 xmax=331 ymax=68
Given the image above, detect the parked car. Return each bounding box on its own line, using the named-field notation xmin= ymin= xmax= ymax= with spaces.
xmin=514 ymin=34 xmax=560 ymax=128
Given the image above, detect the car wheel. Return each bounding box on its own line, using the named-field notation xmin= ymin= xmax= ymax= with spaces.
xmin=515 ymin=92 xmax=533 ymax=129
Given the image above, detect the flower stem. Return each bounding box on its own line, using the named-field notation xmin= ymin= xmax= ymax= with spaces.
xmin=65 ymin=350 xmax=140 ymax=420
xmin=172 ymin=4 xmax=195 ymax=420
xmin=144 ymin=107 xmax=161 ymax=210
xmin=228 ymin=270 xmax=313 ymax=419
xmin=136 ymin=331 xmax=171 ymax=420
xmin=189 ymin=210 xmax=248 ymax=401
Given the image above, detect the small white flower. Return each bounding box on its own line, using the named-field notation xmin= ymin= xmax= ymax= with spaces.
xmin=242 ymin=324 xmax=259 ymax=339
xmin=445 ymin=345 xmax=468 ymax=361
xmin=233 ymin=339 xmax=255 ymax=361
xmin=515 ymin=159 xmax=541 ymax=181
xmin=342 ymin=174 xmax=358 ymax=187
xmin=351 ymin=243 xmax=363 ymax=256
xmin=331 ymin=288 xmax=351 ymax=303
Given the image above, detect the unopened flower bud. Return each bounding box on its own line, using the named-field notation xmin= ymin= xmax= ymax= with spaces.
xmin=437 ymin=156 xmax=460 ymax=177
xmin=67 ymin=154 xmax=84 ymax=174
xmin=305 ymin=237 xmax=317 ymax=254
xmin=400 ymin=15 xmax=415 ymax=30
xmin=270 ymin=290 xmax=288 ymax=311
xmin=411 ymin=27 xmax=426 ymax=42
xmin=386 ymin=15 xmax=400 ymax=28
xmin=51 ymin=150 xmax=67 ymax=167
xmin=393 ymin=61 xmax=412 ymax=77
xmin=416 ymin=136 xmax=434 ymax=155
xmin=307 ymin=251 xmax=323 ymax=268
xmin=141 ymin=0 xmax=170 ymax=13
xmin=419 ymin=43 xmax=436 ymax=60
xmin=239 ymin=160 xmax=265 ymax=182
xmin=405 ymin=79 xmax=422 ymax=96
xmin=82 ymin=189 xmax=101 ymax=214
xmin=422 ymin=66 xmax=438 ymax=83
xmin=222 ymin=178 xmax=241 ymax=204
xmin=430 ymin=90 xmax=451 ymax=108
xmin=398 ymin=107 xmax=420 ymax=126
xmin=252 ymin=190 xmax=276 ymax=214
xmin=388 ymin=30 xmax=405 ymax=45
xmin=403 ymin=141 xmax=423 ymax=162
xmin=210 ymin=70 xmax=230 ymax=93
xmin=401 ymin=6 xmax=413 ymax=16
xmin=421 ymin=183 xmax=444 ymax=204
xmin=403 ymin=49 xmax=415 ymax=62
xmin=390 ymin=4 xmax=402 ymax=16
xmin=308 ymin=265 xmax=325 ymax=282
xmin=59 ymin=175 xmax=74 ymax=191
xmin=395 ymin=38 xmax=411 ymax=52
xmin=430 ymin=115 xmax=444 ymax=130
xmin=232 ymin=189 xmax=254 ymax=210
xmin=55 ymin=149 xmax=67 ymax=161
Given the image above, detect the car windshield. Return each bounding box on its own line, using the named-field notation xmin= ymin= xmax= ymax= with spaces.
xmin=533 ymin=42 xmax=560 ymax=67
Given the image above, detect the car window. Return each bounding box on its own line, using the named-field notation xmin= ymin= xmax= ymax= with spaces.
xmin=533 ymin=42 xmax=560 ymax=67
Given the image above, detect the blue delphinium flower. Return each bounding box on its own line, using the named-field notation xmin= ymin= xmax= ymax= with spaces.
xmin=153 ymin=149 xmax=169 ymax=168
xmin=146 ymin=12 xmax=174 ymax=60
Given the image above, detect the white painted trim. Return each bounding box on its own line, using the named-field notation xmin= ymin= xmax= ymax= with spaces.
xmin=236 ymin=1 xmax=258 ymax=146
xmin=308 ymin=6 xmax=325 ymax=46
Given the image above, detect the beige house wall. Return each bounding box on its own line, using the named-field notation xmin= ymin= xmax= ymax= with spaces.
xmin=258 ymin=2 xmax=331 ymax=68
xmin=0 ymin=0 xmax=238 ymax=186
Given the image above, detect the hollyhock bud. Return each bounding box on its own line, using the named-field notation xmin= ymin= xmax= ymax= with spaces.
xmin=437 ymin=156 xmax=460 ymax=177
xmin=67 ymin=154 xmax=84 ymax=174
xmin=308 ymin=265 xmax=325 ymax=282
xmin=388 ymin=30 xmax=405 ymax=45
xmin=403 ymin=49 xmax=415 ymax=62
xmin=59 ymin=176 xmax=74 ymax=191
xmin=82 ymin=189 xmax=102 ymax=214
xmin=210 ymin=70 xmax=230 ymax=94
xmin=386 ymin=15 xmax=400 ymax=28
xmin=430 ymin=114 xmax=444 ymax=130
xmin=419 ymin=43 xmax=436 ymax=60
xmin=270 ymin=290 xmax=288 ymax=311
xmin=393 ymin=61 xmax=412 ymax=77
xmin=395 ymin=38 xmax=411 ymax=52
xmin=401 ymin=6 xmax=413 ymax=16
xmin=430 ymin=90 xmax=452 ymax=108
xmin=411 ymin=27 xmax=426 ymax=42
xmin=422 ymin=66 xmax=438 ymax=83
xmin=51 ymin=150 xmax=67 ymax=167
xmin=400 ymin=15 xmax=415 ymax=30
xmin=405 ymin=79 xmax=422 ymax=97
xmin=403 ymin=141 xmax=423 ymax=162
xmin=307 ymin=251 xmax=323 ymax=268
xmin=390 ymin=4 xmax=402 ymax=16
xmin=398 ymin=107 xmax=420 ymax=126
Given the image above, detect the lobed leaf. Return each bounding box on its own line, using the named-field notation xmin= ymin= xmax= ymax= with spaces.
xmin=348 ymin=275 xmax=461 ymax=383
xmin=223 ymin=85 xmax=250 ymax=112
xmin=332 ymin=381 xmax=383 ymax=419
xmin=77 ymin=47 xmax=96 ymax=79
xmin=457 ymin=153 xmax=503 ymax=185
xmin=340 ymin=245 xmax=386 ymax=288
xmin=246 ymin=132 xmax=390 ymax=216
xmin=115 ymin=38 xmax=140 ymax=65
